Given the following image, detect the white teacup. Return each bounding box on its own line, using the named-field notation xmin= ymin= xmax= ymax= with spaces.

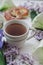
xmin=3 ymin=20 xmax=36 ymax=48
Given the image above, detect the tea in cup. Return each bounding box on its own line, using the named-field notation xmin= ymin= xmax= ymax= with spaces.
xmin=3 ymin=20 xmax=36 ymax=48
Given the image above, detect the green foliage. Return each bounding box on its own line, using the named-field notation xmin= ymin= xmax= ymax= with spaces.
xmin=30 ymin=9 xmax=37 ymax=20
xmin=0 ymin=50 xmax=6 ymax=65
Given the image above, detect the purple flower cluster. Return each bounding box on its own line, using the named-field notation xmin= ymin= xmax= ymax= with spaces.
xmin=21 ymin=1 xmax=43 ymax=13
xmin=7 ymin=53 xmax=37 ymax=65
xmin=3 ymin=42 xmax=38 ymax=65
xmin=0 ymin=29 xmax=4 ymax=48
xmin=35 ymin=30 xmax=43 ymax=41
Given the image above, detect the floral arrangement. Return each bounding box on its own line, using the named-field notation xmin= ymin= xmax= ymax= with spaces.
xmin=21 ymin=1 xmax=43 ymax=20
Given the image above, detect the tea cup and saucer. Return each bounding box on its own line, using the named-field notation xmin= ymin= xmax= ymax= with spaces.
xmin=3 ymin=19 xmax=36 ymax=48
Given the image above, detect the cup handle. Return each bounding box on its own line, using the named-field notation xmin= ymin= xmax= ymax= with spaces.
xmin=27 ymin=27 xmax=37 ymax=40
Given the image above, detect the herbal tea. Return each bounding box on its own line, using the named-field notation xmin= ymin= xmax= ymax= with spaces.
xmin=5 ymin=23 xmax=27 ymax=36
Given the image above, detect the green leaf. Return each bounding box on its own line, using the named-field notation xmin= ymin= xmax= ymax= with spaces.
xmin=30 ymin=10 xmax=37 ymax=20
xmin=33 ymin=47 xmax=43 ymax=65
xmin=32 ymin=13 xmax=43 ymax=29
xmin=0 ymin=50 xmax=6 ymax=65
xmin=0 ymin=0 xmax=15 ymax=11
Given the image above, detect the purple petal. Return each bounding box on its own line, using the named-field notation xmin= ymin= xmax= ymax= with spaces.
xmin=0 ymin=41 xmax=3 ymax=48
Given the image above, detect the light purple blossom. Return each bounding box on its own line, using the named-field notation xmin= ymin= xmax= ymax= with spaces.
xmin=35 ymin=30 xmax=43 ymax=40
xmin=0 ymin=29 xmax=4 ymax=48
xmin=20 ymin=1 xmax=43 ymax=13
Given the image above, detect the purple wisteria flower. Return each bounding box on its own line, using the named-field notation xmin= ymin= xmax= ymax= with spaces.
xmin=35 ymin=30 xmax=43 ymax=41
xmin=0 ymin=29 xmax=4 ymax=48
xmin=20 ymin=1 xmax=43 ymax=13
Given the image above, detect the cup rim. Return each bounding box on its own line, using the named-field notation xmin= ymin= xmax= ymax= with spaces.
xmin=4 ymin=19 xmax=29 ymax=38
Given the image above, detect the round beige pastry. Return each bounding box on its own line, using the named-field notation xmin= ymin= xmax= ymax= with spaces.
xmin=4 ymin=6 xmax=29 ymax=20
xmin=4 ymin=10 xmax=15 ymax=21
xmin=10 ymin=7 xmax=22 ymax=19
xmin=18 ymin=6 xmax=29 ymax=18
